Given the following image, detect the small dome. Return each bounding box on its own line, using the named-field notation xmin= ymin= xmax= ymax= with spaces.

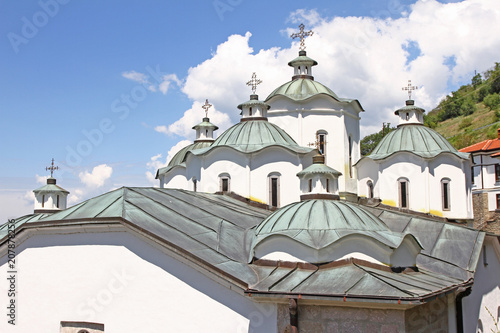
xmin=156 ymin=141 xmax=212 ymax=178
xmin=265 ymin=78 xmax=340 ymax=102
xmin=251 ymin=199 xmax=421 ymax=265
xmin=368 ymin=125 xmax=469 ymax=160
xmin=206 ymin=120 xmax=312 ymax=154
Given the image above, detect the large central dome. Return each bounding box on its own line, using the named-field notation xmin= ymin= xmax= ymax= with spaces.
xmin=205 ymin=120 xmax=311 ymax=154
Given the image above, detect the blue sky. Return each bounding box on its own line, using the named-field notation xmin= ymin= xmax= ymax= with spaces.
xmin=1 ymin=0 xmax=499 ymax=221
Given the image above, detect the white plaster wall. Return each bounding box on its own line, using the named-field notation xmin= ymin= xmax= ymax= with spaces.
xmin=356 ymin=158 xmax=379 ymax=198
xmin=161 ymin=168 xmax=188 ymax=190
xmin=429 ymin=155 xmax=473 ymax=219
xmin=463 ymin=236 xmax=500 ymax=333
xmin=377 ymin=154 xmax=426 ymax=211
xmin=0 ymin=230 xmax=277 ymax=333
xmin=34 ymin=192 xmax=68 ymax=210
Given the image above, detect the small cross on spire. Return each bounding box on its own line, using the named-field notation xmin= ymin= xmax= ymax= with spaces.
xmin=202 ymin=99 xmax=212 ymax=118
xmin=308 ymin=139 xmax=322 ymax=154
xmin=246 ymin=72 xmax=262 ymax=95
xmin=402 ymin=80 xmax=418 ymax=100
xmin=291 ymin=23 xmax=314 ymax=51
xmin=46 ymin=158 xmax=59 ymax=178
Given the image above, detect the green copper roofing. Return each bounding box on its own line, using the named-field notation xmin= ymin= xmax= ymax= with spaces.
xmin=192 ymin=117 xmax=218 ymax=130
xmin=265 ymin=79 xmax=364 ymax=111
xmin=252 ymin=199 xmax=413 ymax=255
xmin=288 ymin=54 xmax=318 ymax=67
xmin=394 ymin=100 xmax=425 ymax=115
xmin=156 ymin=141 xmax=212 ymax=178
xmin=297 ymin=162 xmax=342 ymax=178
xmin=191 ymin=120 xmax=313 ymax=155
xmin=33 ymin=183 xmax=69 ymax=194
xmin=366 ymin=124 xmax=469 ymax=161
xmin=237 ymin=94 xmax=270 ymax=110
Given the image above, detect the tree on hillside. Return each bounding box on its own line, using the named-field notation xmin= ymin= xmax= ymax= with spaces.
xmin=360 ymin=123 xmax=396 ymax=156
xmin=484 ymin=93 xmax=500 ymax=111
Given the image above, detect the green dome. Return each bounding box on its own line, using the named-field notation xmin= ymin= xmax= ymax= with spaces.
xmin=265 ymin=78 xmax=339 ymax=102
xmin=193 ymin=120 xmax=312 ymax=154
xmin=156 ymin=141 xmax=212 ymax=178
xmin=251 ymin=200 xmax=408 ymax=258
xmin=368 ymin=125 xmax=469 ymax=160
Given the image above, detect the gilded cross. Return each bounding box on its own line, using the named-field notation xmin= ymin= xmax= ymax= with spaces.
xmin=246 ymin=72 xmax=262 ymax=95
xmin=291 ymin=23 xmax=313 ymax=51
xmin=46 ymin=158 xmax=59 ymax=177
xmin=308 ymin=139 xmax=322 ymax=154
xmin=402 ymin=80 xmax=418 ymax=100
xmin=202 ymin=99 xmax=212 ymax=118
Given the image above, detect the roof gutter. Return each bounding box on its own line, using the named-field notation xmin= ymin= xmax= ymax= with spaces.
xmin=455 ymin=286 xmax=472 ymax=333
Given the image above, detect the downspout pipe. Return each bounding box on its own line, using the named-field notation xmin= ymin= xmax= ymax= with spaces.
xmin=455 ymin=286 xmax=472 ymax=333
xmin=289 ymin=298 xmax=298 ymax=333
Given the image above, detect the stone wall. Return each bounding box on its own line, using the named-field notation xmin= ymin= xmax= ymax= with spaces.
xmin=404 ymin=296 xmax=448 ymax=333
xmin=278 ymin=303 xmax=405 ymax=332
xmin=277 ymin=297 xmax=449 ymax=333
xmin=472 ymin=192 xmax=500 ymax=235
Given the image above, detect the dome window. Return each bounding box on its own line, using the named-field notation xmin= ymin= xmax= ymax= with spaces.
xmin=441 ymin=178 xmax=451 ymax=211
xmin=398 ymin=178 xmax=409 ymax=209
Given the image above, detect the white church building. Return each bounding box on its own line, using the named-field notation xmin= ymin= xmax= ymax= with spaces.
xmin=1 ymin=25 xmax=499 ymax=333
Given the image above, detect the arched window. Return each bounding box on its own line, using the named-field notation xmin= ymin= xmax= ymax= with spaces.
xmin=193 ymin=179 xmax=197 ymax=192
xmin=249 ymin=107 xmax=252 ymax=116
xmin=316 ymin=130 xmax=327 ymax=157
xmin=56 ymin=195 xmax=60 ymax=208
xmin=308 ymin=179 xmax=313 ymax=192
xmin=367 ymin=180 xmax=374 ymax=199
xmin=42 ymin=195 xmax=45 ymax=208
xmin=219 ymin=173 xmax=230 ymax=192
xmin=398 ymin=178 xmax=409 ymax=209
xmin=326 ymin=178 xmax=330 ymax=193
xmin=441 ymin=178 xmax=451 ymax=211
xmin=268 ymin=172 xmax=280 ymax=208
xmin=406 ymin=112 xmax=409 ymax=121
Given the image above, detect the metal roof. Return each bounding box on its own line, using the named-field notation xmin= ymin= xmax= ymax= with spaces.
xmin=33 ymin=183 xmax=69 ymax=194
xmin=365 ymin=124 xmax=469 ymax=161
xmin=1 ymin=188 xmax=483 ymax=303
xmin=156 ymin=141 xmax=213 ymax=178
xmin=191 ymin=120 xmax=313 ymax=155
xmin=296 ymin=163 xmax=342 ymax=177
xmin=192 ymin=117 xmax=218 ymax=130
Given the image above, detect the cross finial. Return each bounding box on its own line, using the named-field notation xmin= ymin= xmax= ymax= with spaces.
xmin=291 ymin=23 xmax=314 ymax=51
xmin=45 ymin=158 xmax=59 ymax=178
xmin=308 ymin=139 xmax=322 ymax=154
xmin=202 ymin=99 xmax=212 ymax=118
xmin=246 ymin=72 xmax=262 ymax=95
xmin=402 ymin=80 xmax=418 ymax=100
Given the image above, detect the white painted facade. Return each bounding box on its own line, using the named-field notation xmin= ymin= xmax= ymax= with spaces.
xmin=470 ymin=150 xmax=500 ymax=212
xmin=0 ymin=226 xmax=277 ymax=333
xmin=357 ymin=152 xmax=473 ymax=219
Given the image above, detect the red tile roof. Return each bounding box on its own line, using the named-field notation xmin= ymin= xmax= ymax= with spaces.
xmin=459 ymin=129 xmax=500 ymax=153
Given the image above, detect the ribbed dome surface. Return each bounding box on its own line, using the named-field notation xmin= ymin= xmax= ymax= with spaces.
xmin=369 ymin=125 xmax=469 ymax=160
xmin=205 ymin=120 xmax=312 ymax=154
xmin=265 ymin=78 xmax=340 ymax=102
xmin=256 ymin=200 xmax=389 ymax=235
xmin=156 ymin=141 xmax=212 ymax=177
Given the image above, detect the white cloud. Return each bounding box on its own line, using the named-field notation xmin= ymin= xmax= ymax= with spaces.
xmin=78 ymin=164 xmax=113 ymax=189
xmin=155 ymin=101 xmax=232 ymax=139
xmin=35 ymin=174 xmax=47 ymax=184
xmin=145 ymin=140 xmax=192 ymax=186
xmin=159 ymin=74 xmax=182 ymax=94
xmin=122 ymin=70 xmax=148 ymax=84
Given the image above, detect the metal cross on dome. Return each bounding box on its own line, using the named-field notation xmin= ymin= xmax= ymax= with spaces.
xmin=308 ymin=138 xmax=322 ymax=154
xmin=402 ymin=80 xmax=418 ymax=100
xmin=246 ymin=72 xmax=262 ymax=95
xmin=202 ymin=99 xmax=212 ymax=118
xmin=291 ymin=23 xmax=314 ymax=51
xmin=46 ymin=158 xmax=59 ymax=177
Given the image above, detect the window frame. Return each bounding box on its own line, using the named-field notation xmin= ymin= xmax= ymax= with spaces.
xmin=495 ymin=164 xmax=500 ymax=183
xmin=441 ymin=178 xmax=451 ymax=211
xmin=398 ymin=178 xmax=409 ymax=209
xmin=219 ymin=173 xmax=230 ymax=193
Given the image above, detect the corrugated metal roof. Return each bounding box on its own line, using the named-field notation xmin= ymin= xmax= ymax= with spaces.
xmin=1 ymin=188 xmax=483 ymax=302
